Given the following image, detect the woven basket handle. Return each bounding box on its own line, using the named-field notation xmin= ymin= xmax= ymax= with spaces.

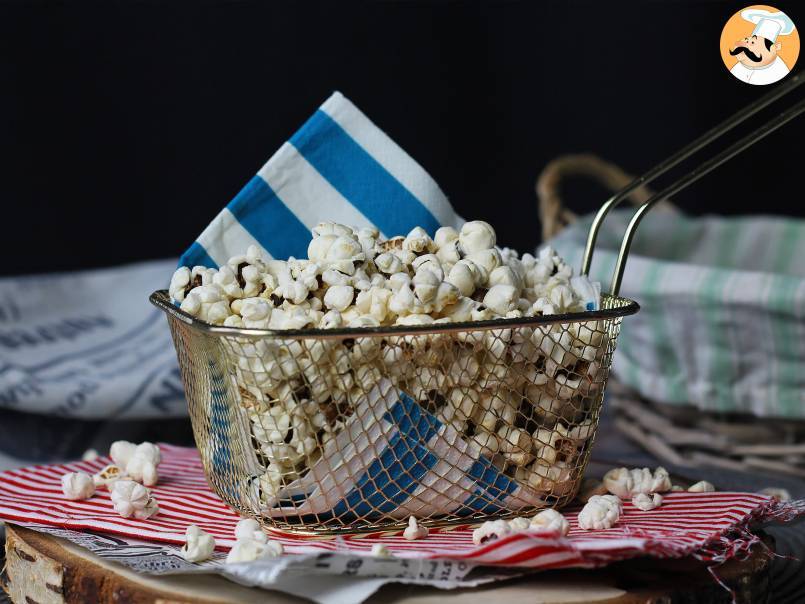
xmin=536 ymin=154 xmax=664 ymax=242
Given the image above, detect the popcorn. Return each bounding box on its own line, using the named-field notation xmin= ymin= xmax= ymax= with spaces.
xmin=760 ymin=487 xmax=791 ymax=501
xmin=308 ymin=233 xmax=338 ymax=261
xmin=193 ymin=265 xmax=217 ymax=286
xmin=371 ymin=543 xmax=393 ymax=557
xmin=180 ymin=285 xmax=229 ymax=324
xmin=438 ymin=387 xmax=478 ymax=428
xmin=376 ymin=252 xmax=405 ymax=275
xmin=507 ymin=517 xmax=531 ymax=531
xmin=313 ymin=221 xmax=354 ymax=238
xmin=458 ymin=220 xmax=496 ymax=255
xmin=402 ymin=516 xmax=429 ymax=540
xmin=466 ymin=248 xmax=502 ymax=276
xmin=320 ymin=309 xmax=343 ymax=329
xmin=61 ymin=472 xmax=95 ymax=500
xmin=441 ymin=296 xmax=478 ymax=322
xmin=446 ymin=352 xmax=480 ymax=388
xmin=181 ymin=525 xmax=216 ymax=562
xmin=126 ymin=443 xmax=162 ymax=487
xmin=110 ymin=441 xmax=137 ymax=468
xmin=110 ymin=441 xmax=162 ymax=487
xmin=370 ymin=272 xmax=386 ymax=288
xmin=321 ymin=268 xmax=350 ymax=287
xmin=472 ymin=519 xmax=512 ymax=545
xmin=488 ymin=266 xmax=520 ymax=289
xmin=412 ymin=267 xmax=440 ymax=304
xmin=632 ymin=492 xmax=663 ymax=511
xmin=403 ymin=226 xmax=434 ymax=253
xmin=578 ymin=494 xmax=622 ymax=530
xmin=433 ymin=226 xmax=459 ymax=249
xmin=603 ymin=467 xmax=672 ymax=499
xmin=412 ymin=254 xmax=444 ymax=279
xmin=81 ymin=449 xmax=100 ymax=462
xmin=483 ymin=328 xmax=511 ymax=361
xmin=436 ymin=239 xmax=462 ymax=265
xmin=250 ymin=405 xmax=294 ymax=445
xmin=445 ymin=261 xmax=476 ymax=297
xmin=327 ymin=236 xmax=364 ymax=261
xmin=688 ymin=480 xmax=715 ymax=493
xmin=483 ymin=284 xmax=518 ymax=315
xmin=224 ymin=315 xmax=244 ymax=328
xmin=408 ymin=366 xmax=447 ymax=400
xmin=214 ymin=265 xmax=245 ymax=298
xmin=355 ymin=287 xmax=392 ymax=322
xmin=323 ymin=285 xmax=355 ymax=312
xmin=521 ymin=461 xmax=575 ymax=497
xmin=226 ymin=538 xmax=284 ymax=563
xmin=532 ymin=427 xmax=562 ymax=466
xmin=433 ymin=282 xmax=460 ymax=312
xmin=169 ymin=266 xmax=192 ymax=302
xmin=274 ymin=277 xmax=309 ymax=305
xmin=530 ymin=297 xmax=556 ymax=316
xmin=354 ymin=363 xmax=383 ymax=392
xmin=389 ymin=285 xmax=418 ymax=316
xmin=549 ymin=284 xmax=575 ymax=310
xmin=110 ymin=480 xmax=159 ymax=519
xmin=497 ymin=426 xmax=535 ymax=467
xmin=93 ymin=464 xmax=123 ymax=487
xmin=240 ymin=298 xmax=272 ymax=328
xmin=530 ymin=509 xmax=570 ymax=536
xmin=234 ymin=518 xmax=267 ymax=543
xmin=253 ymin=466 xmax=287 ymax=503
xmin=470 ymin=427 xmax=500 ymax=457
xmin=392 ymin=248 xmax=417 ymax=267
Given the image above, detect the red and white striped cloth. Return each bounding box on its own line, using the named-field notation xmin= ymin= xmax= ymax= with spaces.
xmin=0 ymin=444 xmax=801 ymax=569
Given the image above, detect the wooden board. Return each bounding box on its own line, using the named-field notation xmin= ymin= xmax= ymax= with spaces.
xmin=2 ymin=524 xmax=772 ymax=604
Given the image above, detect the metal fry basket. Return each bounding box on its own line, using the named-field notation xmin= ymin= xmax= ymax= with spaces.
xmin=151 ymin=290 xmax=638 ymax=535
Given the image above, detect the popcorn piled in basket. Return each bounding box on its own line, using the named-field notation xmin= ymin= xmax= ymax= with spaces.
xmin=167 ymin=220 xmax=610 ymax=515
xmin=170 ymin=220 xmax=600 ymax=325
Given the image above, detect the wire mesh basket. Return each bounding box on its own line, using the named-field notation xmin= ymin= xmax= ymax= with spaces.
xmin=151 ymin=290 xmax=638 ymax=535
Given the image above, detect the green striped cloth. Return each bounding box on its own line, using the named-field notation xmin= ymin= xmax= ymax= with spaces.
xmin=550 ymin=209 xmax=805 ymax=419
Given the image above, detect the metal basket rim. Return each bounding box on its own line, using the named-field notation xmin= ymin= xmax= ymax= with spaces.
xmin=150 ymin=289 xmax=639 ymax=340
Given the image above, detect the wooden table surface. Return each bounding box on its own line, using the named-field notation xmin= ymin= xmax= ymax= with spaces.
xmin=2 ymin=523 xmax=772 ymax=604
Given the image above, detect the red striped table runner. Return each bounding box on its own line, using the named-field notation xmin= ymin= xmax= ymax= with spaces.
xmin=0 ymin=444 xmax=800 ymax=569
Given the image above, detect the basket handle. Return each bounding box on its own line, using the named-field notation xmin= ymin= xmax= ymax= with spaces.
xmin=609 ymin=95 xmax=805 ymax=295
xmin=539 ymin=72 xmax=804 ymax=296
xmin=536 ymin=154 xmax=660 ymax=242
xmin=581 ymin=72 xmax=804 ymax=295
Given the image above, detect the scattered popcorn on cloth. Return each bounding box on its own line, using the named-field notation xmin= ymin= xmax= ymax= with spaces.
xmin=1 ymin=444 xmax=803 ymax=570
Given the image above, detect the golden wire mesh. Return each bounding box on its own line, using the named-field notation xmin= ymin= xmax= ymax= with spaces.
xmin=151 ymin=290 xmax=638 ymax=535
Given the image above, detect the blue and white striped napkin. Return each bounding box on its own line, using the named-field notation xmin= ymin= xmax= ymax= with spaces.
xmin=180 ymin=92 xmax=463 ymax=269
xmin=264 ymin=379 xmax=545 ymax=520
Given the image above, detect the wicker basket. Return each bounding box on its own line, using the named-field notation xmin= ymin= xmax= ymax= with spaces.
xmin=152 ymin=290 xmax=637 ymax=535
xmin=537 ymin=153 xmax=804 ymax=476
xmin=608 ymin=380 xmax=805 ymax=479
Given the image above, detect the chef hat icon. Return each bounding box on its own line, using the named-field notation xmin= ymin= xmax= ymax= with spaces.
xmin=741 ymin=8 xmax=796 ymax=42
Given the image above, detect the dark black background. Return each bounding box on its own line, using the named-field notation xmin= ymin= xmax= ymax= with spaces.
xmin=1 ymin=0 xmax=802 ymax=275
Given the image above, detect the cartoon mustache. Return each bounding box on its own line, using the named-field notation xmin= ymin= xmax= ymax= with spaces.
xmin=730 ymin=46 xmax=763 ymax=62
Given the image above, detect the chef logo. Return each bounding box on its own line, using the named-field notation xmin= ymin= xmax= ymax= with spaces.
xmin=720 ymin=5 xmax=799 ymax=85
